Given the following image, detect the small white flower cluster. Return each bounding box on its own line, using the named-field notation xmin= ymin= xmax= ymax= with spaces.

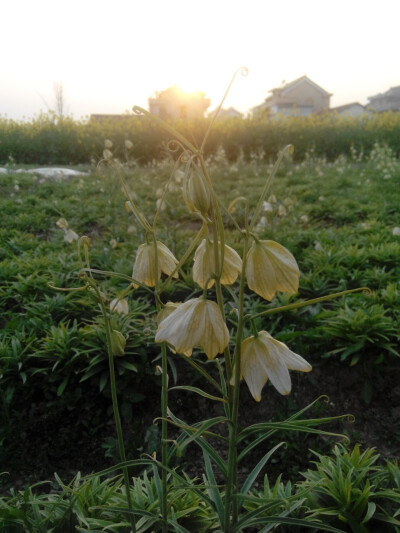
xmin=368 ymin=143 xmax=399 ymax=180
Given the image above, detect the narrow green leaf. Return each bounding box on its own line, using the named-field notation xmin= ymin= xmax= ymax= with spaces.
xmin=57 ymin=377 xmax=68 ymax=397
xmin=117 ymin=360 xmax=138 ymax=372
xmin=169 ymin=385 xmax=227 ymax=403
xmin=239 ymin=442 xmax=285 ymax=497
xmin=202 ymin=449 xmax=225 ymax=529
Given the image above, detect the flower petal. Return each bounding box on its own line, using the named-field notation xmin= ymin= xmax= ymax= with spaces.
xmin=220 ymin=245 xmax=242 ymax=285
xmin=256 ymin=332 xmax=292 ymax=395
xmin=246 ymin=242 xmax=277 ymax=300
xmin=132 ymin=242 xmax=178 ymax=288
xmin=155 ymin=299 xmax=198 ymax=355
xmin=193 ymin=240 xmax=213 ymax=288
xmin=132 ymin=244 xmax=156 ymax=287
xmin=245 ymin=240 xmax=299 ymax=301
xmin=240 ymin=336 xmax=269 ymax=401
xmin=200 ymin=300 xmax=230 ymax=359
xmin=263 ymin=241 xmax=299 ymax=294
xmin=193 ymin=240 xmax=242 ymax=289
xmin=157 ymin=241 xmax=179 ymax=278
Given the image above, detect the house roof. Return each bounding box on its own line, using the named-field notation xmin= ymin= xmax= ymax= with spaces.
xmin=209 ymin=106 xmax=243 ymax=118
xmin=330 ymin=102 xmax=366 ymax=112
xmin=152 ymin=85 xmax=207 ymax=100
xmin=368 ymin=85 xmax=400 ymax=101
xmin=270 ymin=75 xmax=332 ymax=97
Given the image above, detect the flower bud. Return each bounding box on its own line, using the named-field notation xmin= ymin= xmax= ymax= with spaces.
xmin=183 ymin=169 xmax=211 ymax=216
xmin=111 ymin=329 xmax=126 ymax=356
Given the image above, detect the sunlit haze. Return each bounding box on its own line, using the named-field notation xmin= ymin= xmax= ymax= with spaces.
xmin=2 ymin=0 xmax=399 ymax=120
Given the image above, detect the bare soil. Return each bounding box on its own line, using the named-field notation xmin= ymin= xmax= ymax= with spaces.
xmin=2 ymin=362 xmax=400 ymax=493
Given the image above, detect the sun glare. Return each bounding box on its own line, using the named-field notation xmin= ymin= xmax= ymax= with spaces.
xmin=175 ymin=76 xmax=208 ymax=95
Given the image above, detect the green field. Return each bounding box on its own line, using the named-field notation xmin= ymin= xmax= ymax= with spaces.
xmin=1 ymin=143 xmax=400 ymax=531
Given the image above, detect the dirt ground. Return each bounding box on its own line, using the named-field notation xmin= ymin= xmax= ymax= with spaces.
xmin=3 ymin=361 xmax=400 ymax=493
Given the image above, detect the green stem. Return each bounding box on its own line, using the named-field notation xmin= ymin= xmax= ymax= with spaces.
xmin=152 ymin=238 xmax=168 ymax=533
xmin=94 ymin=282 xmax=136 ymax=533
xmin=160 ymin=343 xmax=169 ymax=533
xmin=224 ymin=235 xmax=249 ymax=531
xmin=199 ymin=155 xmax=233 ymax=383
xmin=248 ymin=287 xmax=370 ymax=321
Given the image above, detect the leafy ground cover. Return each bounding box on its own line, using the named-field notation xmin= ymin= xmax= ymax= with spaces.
xmin=1 ymin=145 xmax=399 ymax=530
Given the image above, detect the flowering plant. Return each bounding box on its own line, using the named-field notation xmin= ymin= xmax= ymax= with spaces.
xmin=63 ymin=69 xmax=366 ymax=533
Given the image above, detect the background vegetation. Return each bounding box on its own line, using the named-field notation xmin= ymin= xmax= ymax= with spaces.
xmin=1 ymin=111 xmax=400 ymax=166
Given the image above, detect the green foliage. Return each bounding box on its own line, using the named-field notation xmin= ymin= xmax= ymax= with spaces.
xmin=2 ymin=111 xmax=400 ymax=165
xmin=3 ymin=444 xmax=398 ymax=532
xmin=299 ymin=444 xmax=400 ymax=532
xmin=0 ymin=470 xmax=215 ymax=533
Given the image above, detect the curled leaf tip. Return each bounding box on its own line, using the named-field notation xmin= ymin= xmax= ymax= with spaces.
xmin=132 ymin=106 xmax=145 ymax=116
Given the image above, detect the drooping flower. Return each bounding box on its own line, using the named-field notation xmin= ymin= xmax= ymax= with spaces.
xmin=103 ymin=148 xmax=113 ymax=160
xmin=64 ymin=229 xmax=79 ymax=243
xmin=124 ymin=139 xmax=133 ymax=150
xmin=193 ymin=239 xmax=242 ymax=288
xmin=110 ymin=298 xmax=129 ymax=316
xmin=232 ymin=330 xmax=311 ymax=401
xmin=56 ymin=217 xmax=68 ymax=229
xmin=132 ymin=241 xmax=178 ymax=288
xmin=278 ymin=205 xmax=287 ymax=217
xmin=245 ymin=240 xmax=299 ymax=301
xmin=56 ymin=219 xmax=79 ymax=243
xmin=155 ymin=297 xmax=229 ymax=359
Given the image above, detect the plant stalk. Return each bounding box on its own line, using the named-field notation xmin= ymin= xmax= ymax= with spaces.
xmin=97 ymin=287 xmax=136 ymax=533
xmin=224 ymin=235 xmax=249 ymax=532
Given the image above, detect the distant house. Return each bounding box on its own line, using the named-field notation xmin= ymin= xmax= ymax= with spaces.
xmin=209 ymin=107 xmax=243 ymax=119
xmin=367 ymin=86 xmax=400 ymax=112
xmin=330 ymin=102 xmax=371 ymax=117
xmin=252 ymin=75 xmax=332 ymax=117
xmin=148 ymin=85 xmax=210 ymax=119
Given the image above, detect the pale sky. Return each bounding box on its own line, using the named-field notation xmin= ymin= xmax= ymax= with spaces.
xmin=1 ymin=0 xmax=399 ymax=120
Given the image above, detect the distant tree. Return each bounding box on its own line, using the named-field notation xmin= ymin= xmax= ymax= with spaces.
xmin=38 ymin=81 xmax=68 ymax=121
xmin=53 ymin=82 xmax=65 ymax=120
